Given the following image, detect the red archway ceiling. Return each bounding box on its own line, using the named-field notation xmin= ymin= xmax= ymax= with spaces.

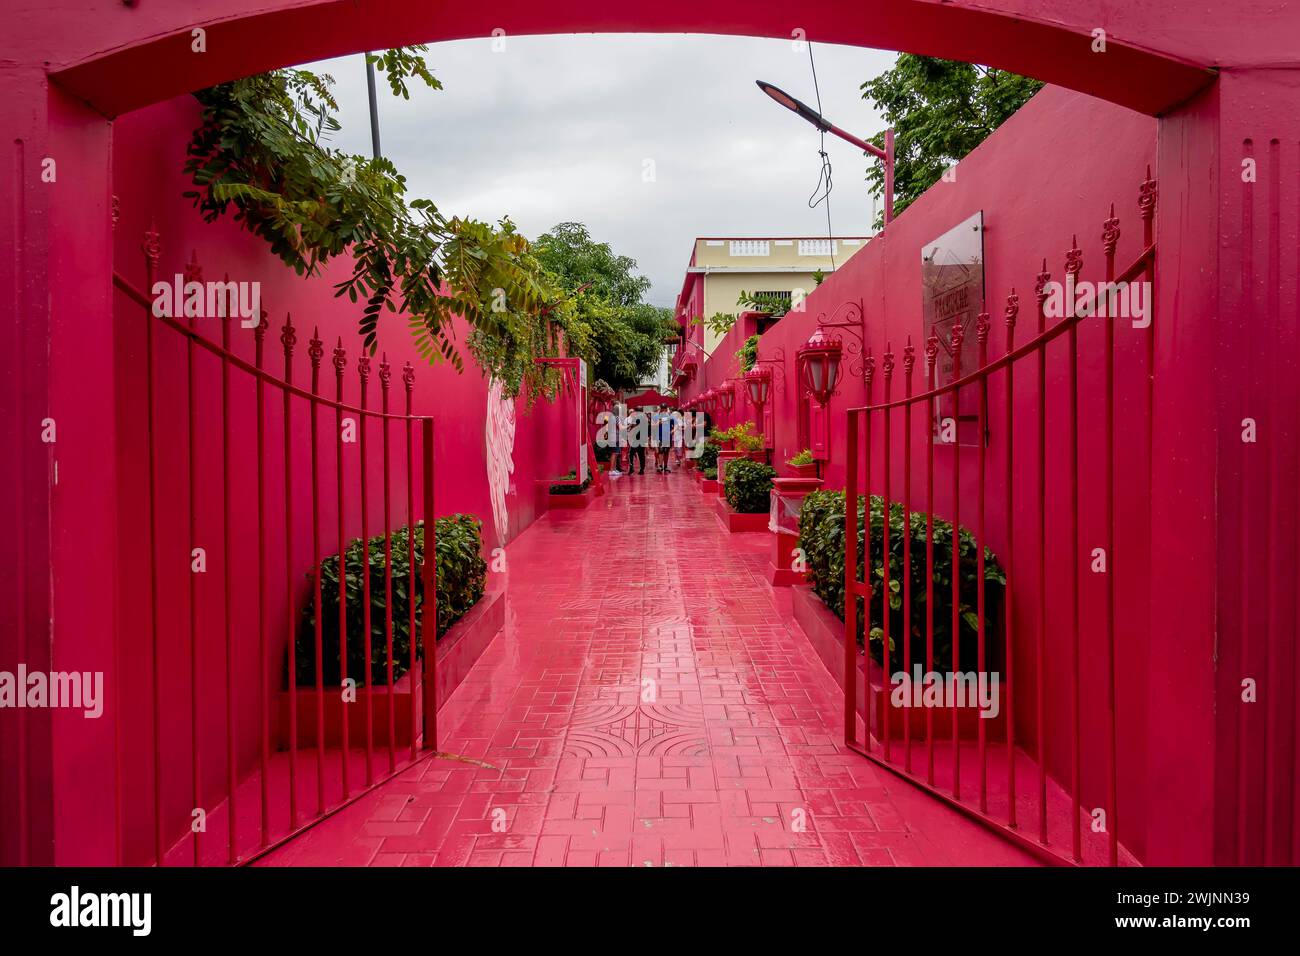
xmin=33 ymin=0 xmax=1238 ymax=118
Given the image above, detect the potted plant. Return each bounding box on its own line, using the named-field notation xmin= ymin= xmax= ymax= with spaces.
xmin=545 ymin=469 xmax=592 ymax=509
xmin=787 ymin=448 xmax=818 ymax=479
xmin=732 ymin=422 xmax=767 ymax=461
xmin=712 ymin=426 xmax=736 ymax=451
xmin=696 ymin=441 xmax=720 ymax=488
xmin=717 ymin=457 xmax=777 ymax=532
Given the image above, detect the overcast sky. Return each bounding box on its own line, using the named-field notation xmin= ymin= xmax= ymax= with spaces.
xmin=308 ymin=34 xmax=896 ymax=307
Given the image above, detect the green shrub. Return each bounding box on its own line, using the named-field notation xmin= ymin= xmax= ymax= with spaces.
xmin=787 ymin=448 xmax=815 ymax=467
xmin=549 ymin=468 xmax=591 ymax=494
xmin=736 ymin=334 xmax=760 ymax=373
xmin=296 ymin=514 xmax=488 ymax=687
xmin=703 ymin=466 xmax=717 ymax=480
xmin=724 ymin=458 xmax=777 ymax=514
xmin=696 ymin=441 xmax=720 ymax=472
xmin=797 ymin=490 xmax=1005 ymax=672
xmin=729 ymin=421 xmax=765 ymax=452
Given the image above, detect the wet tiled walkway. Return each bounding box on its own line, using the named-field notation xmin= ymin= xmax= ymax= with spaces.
xmin=260 ymin=470 xmax=1036 ymax=866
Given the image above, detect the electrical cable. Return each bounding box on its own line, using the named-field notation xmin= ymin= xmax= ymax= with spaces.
xmin=804 ymin=42 xmax=837 ymax=271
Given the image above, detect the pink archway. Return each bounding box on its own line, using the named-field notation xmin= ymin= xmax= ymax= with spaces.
xmin=42 ymin=0 xmax=1218 ymax=117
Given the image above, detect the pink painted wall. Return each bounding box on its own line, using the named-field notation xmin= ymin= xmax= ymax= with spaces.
xmin=683 ymin=85 xmax=1160 ymax=859
xmin=98 ymin=95 xmax=571 ymax=864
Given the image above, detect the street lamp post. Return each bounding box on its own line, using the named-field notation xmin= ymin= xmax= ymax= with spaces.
xmin=756 ymin=80 xmax=895 ymax=224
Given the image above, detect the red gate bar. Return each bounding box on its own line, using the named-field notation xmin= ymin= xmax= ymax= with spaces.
xmin=359 ymin=355 xmax=374 ymax=787
xmin=422 ymin=417 xmax=438 ymax=750
xmin=1065 ymin=237 xmax=1087 ymax=863
xmin=381 ymin=357 xmax=396 ymax=774
xmin=950 ymin=322 xmax=964 ymax=801
xmin=404 ymin=365 xmax=418 ymax=762
xmin=1067 ymin=264 xmax=1083 ymax=862
xmin=863 ymin=354 xmax=875 ymax=745
xmin=142 ymin=227 xmax=165 ymax=866
xmin=843 ymin=408 xmax=858 ymax=747
xmin=334 ymin=339 xmax=350 ymax=801
xmin=975 ymin=310 xmax=990 ymax=814
xmin=1101 ymin=228 xmax=1120 ymax=868
xmin=901 ymin=340 xmax=915 ymax=774
xmin=924 ymin=335 xmax=938 ymax=786
xmin=308 ymin=330 xmax=326 ymax=818
xmin=282 ymin=316 xmax=299 ymax=832
xmin=255 ymin=314 xmax=271 ymax=852
xmin=1034 ymin=258 xmax=1050 ymax=845
xmin=221 ymin=298 xmax=238 ymax=865
xmin=185 ymin=254 xmax=203 ymax=866
xmin=1003 ymin=292 xmax=1018 ymax=829
xmin=881 ymin=346 xmax=894 ymax=760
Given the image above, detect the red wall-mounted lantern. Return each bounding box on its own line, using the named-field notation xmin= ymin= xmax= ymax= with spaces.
xmin=745 ymin=366 xmax=771 ymax=406
xmin=718 ymin=381 xmax=736 ymax=413
xmin=797 ymin=327 xmax=844 ymax=406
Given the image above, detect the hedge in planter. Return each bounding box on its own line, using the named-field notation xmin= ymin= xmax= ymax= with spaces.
xmin=295 ymin=514 xmax=488 ymax=687
xmin=724 ymin=458 xmax=777 ymax=514
xmin=797 ymin=490 xmax=1005 ymax=673
xmin=549 ymin=468 xmax=591 ymax=494
xmin=696 ymin=439 xmax=720 ymax=472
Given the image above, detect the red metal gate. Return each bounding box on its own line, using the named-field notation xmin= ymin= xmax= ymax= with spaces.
xmin=109 ymin=228 xmax=440 ymax=866
xmin=841 ymin=173 xmax=1157 ymax=866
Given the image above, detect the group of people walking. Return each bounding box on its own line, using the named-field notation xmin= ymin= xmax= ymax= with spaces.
xmin=615 ymin=405 xmax=686 ymax=475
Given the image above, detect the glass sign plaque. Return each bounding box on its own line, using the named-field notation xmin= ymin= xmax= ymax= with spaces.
xmin=921 ymin=211 xmax=985 ymax=445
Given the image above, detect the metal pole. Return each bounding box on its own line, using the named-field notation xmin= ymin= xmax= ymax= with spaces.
xmin=884 ymin=128 xmax=896 ymax=224
xmin=824 ymin=122 xmax=894 ymax=224
xmin=365 ymin=55 xmax=382 ymax=160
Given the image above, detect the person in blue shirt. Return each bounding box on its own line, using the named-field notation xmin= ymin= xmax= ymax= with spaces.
xmin=653 ymin=408 xmax=674 ymax=473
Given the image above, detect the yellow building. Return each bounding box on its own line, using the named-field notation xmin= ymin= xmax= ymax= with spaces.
xmin=672 ymin=236 xmax=871 ymax=357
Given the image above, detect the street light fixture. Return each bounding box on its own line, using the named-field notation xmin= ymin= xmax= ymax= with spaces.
xmin=745 ymin=366 xmax=771 ymax=406
xmin=756 ymin=80 xmax=896 ymax=224
xmin=718 ymin=382 xmax=736 ymax=414
xmin=798 ymin=327 xmax=844 ymax=406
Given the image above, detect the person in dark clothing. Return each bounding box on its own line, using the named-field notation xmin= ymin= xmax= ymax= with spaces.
xmin=654 ymin=409 xmax=673 ymax=473
xmin=627 ymin=409 xmax=647 ymax=474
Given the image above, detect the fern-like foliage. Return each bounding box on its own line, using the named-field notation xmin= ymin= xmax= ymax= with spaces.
xmin=183 ymin=49 xmax=575 ymax=399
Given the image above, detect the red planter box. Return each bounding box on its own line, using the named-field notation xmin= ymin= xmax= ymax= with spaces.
xmin=701 ymin=478 xmax=719 ymax=493
xmin=547 ymin=487 xmax=592 ymax=509
xmin=714 ymin=497 xmax=771 ymax=533
xmin=790 ymin=585 xmax=1006 ymax=741
xmin=275 ymin=587 xmax=505 ymax=748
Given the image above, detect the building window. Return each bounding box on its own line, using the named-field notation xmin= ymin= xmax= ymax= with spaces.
xmin=798 ymin=238 xmax=835 ymax=256
xmin=729 ymin=240 xmax=770 ymax=257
